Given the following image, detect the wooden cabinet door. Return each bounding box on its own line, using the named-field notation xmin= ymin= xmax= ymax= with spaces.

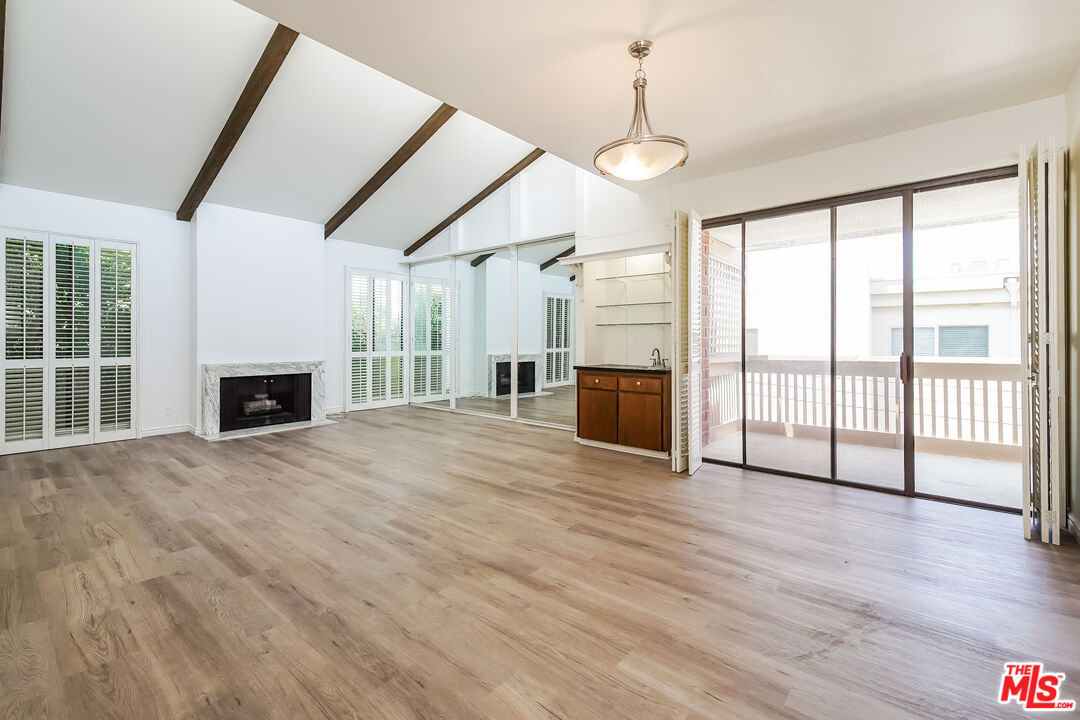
xmin=578 ymin=387 xmax=618 ymax=443
xmin=617 ymin=390 xmax=664 ymax=451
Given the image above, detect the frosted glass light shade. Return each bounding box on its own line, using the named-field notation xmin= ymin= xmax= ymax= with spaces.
xmin=594 ymin=135 xmax=689 ymax=181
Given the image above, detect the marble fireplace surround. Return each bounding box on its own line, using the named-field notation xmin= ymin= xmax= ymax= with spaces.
xmin=201 ymin=361 xmax=327 ymax=440
xmin=486 ymin=354 xmax=541 ymax=398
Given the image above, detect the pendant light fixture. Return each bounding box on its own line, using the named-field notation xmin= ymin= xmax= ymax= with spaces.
xmin=594 ymin=40 xmax=689 ymax=181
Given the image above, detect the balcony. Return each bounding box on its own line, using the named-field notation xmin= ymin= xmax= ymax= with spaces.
xmin=703 ymin=355 xmax=1023 ymax=508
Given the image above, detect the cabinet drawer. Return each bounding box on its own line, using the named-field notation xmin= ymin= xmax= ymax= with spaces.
xmin=618 ymin=375 xmax=662 ymax=394
xmin=579 ymin=373 xmax=618 ymax=390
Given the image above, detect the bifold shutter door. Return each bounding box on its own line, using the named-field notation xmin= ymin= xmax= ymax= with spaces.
xmin=98 ymin=246 xmax=135 ymax=439
xmin=348 ymin=274 xmax=370 ymax=410
xmin=53 ymin=240 xmax=92 ymax=444
xmin=412 ymin=281 xmax=429 ymax=398
xmin=688 ymin=210 xmax=703 ymax=475
xmin=347 ymin=271 xmax=407 ymax=410
xmin=4 ymin=235 xmax=46 ymax=452
xmin=1 ymin=232 xmax=136 ymax=455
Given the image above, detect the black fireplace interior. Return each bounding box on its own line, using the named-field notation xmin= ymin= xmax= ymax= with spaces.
xmin=495 ymin=361 xmax=535 ymax=396
xmin=220 ymin=373 xmax=311 ymax=432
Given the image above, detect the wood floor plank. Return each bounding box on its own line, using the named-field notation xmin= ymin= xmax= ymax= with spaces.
xmin=0 ymin=406 xmax=1076 ymax=718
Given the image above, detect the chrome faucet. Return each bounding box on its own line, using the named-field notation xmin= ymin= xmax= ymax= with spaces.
xmin=651 ymin=347 xmax=662 ymax=367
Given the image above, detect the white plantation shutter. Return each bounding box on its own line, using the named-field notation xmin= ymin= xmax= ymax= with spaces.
xmin=543 ymin=294 xmax=571 ymax=387
xmin=51 ymin=237 xmax=93 ymax=445
xmin=411 ymin=277 xmax=449 ymax=401
xmin=3 ymin=232 xmax=47 ymax=452
xmin=96 ymin=243 xmax=135 ymax=440
xmin=1 ymin=230 xmax=137 ymax=454
xmin=346 ymin=269 xmax=407 ymax=410
xmin=687 ymin=210 xmax=703 ymax=475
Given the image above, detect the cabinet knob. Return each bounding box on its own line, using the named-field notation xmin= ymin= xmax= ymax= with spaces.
xmin=594 ymin=378 xmax=599 ymax=383
xmin=636 ymin=381 xmax=641 ymax=385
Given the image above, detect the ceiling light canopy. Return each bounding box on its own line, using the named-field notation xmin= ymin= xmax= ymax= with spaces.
xmin=594 ymin=40 xmax=689 ymax=182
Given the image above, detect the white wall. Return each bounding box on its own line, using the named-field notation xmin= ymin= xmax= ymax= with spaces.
xmin=666 ymin=96 xmax=1066 ymax=219
xmin=193 ymin=204 xmax=325 ymax=366
xmin=0 ymin=183 xmax=191 ymax=435
xmin=453 ymin=153 xmax=577 ymax=254
xmin=323 ymin=238 xmax=406 ymax=413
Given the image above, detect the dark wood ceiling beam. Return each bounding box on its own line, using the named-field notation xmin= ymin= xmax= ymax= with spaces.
xmin=540 ymin=245 xmax=575 ymax=271
xmin=176 ymin=24 xmax=298 ymax=222
xmin=404 ymin=147 xmax=545 ymax=256
xmin=325 ymin=103 xmax=456 ymax=238
xmin=470 ymin=252 xmax=495 ymax=267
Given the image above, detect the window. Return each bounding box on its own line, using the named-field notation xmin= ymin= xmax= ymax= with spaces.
xmin=346 ymin=269 xmax=405 ymax=410
xmin=890 ymin=327 xmax=935 ymax=356
xmin=938 ymin=325 xmax=989 ymax=357
xmin=2 ymin=229 xmax=136 ymax=454
xmin=411 ymin=277 xmax=449 ymax=400
xmin=543 ymin=294 xmax=572 ymax=386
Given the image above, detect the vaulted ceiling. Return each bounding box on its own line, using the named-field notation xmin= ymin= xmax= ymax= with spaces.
xmin=4 ymin=0 xmax=1080 ymax=251
xmin=235 ymin=0 xmax=1080 ymax=190
xmin=0 ymin=0 xmax=546 ymax=250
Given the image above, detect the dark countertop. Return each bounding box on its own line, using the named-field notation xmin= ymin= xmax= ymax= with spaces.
xmin=574 ymin=363 xmax=671 ymax=375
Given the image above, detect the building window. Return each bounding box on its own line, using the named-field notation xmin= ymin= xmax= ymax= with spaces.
xmin=890 ymin=327 xmax=935 ymax=356
xmin=938 ymin=325 xmax=989 ymax=357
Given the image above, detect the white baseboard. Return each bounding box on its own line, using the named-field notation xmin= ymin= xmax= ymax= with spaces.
xmin=325 ymin=406 xmax=345 ymax=416
xmin=140 ymin=424 xmax=195 ymax=437
xmin=574 ymin=436 xmax=670 ymax=461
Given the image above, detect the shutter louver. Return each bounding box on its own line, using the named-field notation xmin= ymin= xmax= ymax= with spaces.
xmin=54 ymin=366 xmax=90 ymax=437
xmin=55 ymin=243 xmax=91 ymax=360
xmin=371 ymin=357 xmax=387 ymax=401
xmin=5 ymin=238 xmax=45 ymax=361
xmin=351 ymin=356 xmax=368 ymax=405
xmin=5 ymin=368 xmax=44 ymax=441
xmin=99 ymin=365 xmax=132 ymax=432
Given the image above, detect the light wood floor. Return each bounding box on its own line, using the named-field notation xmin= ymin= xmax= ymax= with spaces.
xmin=1 ymin=406 xmax=1078 ymax=719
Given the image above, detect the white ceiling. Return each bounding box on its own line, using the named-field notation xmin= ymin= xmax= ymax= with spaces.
xmin=0 ymin=0 xmax=542 ymax=250
xmin=332 ymin=112 xmax=531 ymax=248
xmin=234 ymin=0 xmax=1080 ymax=189
xmin=0 ymin=0 xmax=275 ymax=210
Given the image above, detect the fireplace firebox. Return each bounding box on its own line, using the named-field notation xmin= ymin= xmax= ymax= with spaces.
xmin=219 ymin=373 xmax=311 ymax=432
xmin=495 ymin=361 xmax=535 ymax=396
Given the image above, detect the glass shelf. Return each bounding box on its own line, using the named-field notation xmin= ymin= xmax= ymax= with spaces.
xmin=595 ymin=272 xmax=670 ymax=281
xmin=596 ymin=322 xmax=672 ymax=327
xmin=596 ymin=301 xmax=672 ymax=308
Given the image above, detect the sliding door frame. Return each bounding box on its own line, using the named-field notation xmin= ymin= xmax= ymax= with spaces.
xmin=701 ymin=165 xmax=1020 ymax=514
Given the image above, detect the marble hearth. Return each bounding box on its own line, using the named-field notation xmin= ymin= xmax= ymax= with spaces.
xmin=201 ymin=360 xmax=328 ymax=440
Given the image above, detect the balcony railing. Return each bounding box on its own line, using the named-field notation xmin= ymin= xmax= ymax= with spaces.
xmin=705 ymin=355 xmax=1024 ymax=460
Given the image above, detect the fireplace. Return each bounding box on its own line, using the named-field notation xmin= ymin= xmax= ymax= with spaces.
xmin=219 ymin=373 xmax=312 ymax=432
xmin=495 ymin=361 xmax=536 ymax=396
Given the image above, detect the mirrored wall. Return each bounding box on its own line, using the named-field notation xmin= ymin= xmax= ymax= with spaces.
xmin=407 ymin=237 xmax=576 ymax=429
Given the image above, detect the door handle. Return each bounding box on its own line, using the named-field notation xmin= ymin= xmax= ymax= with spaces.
xmin=899 ymin=352 xmax=908 ymax=384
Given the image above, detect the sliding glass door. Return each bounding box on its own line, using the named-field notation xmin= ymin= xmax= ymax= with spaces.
xmin=743 ymin=210 xmax=831 ymax=477
xmin=912 ymin=177 xmax=1022 ymax=508
xmin=834 ymin=197 xmax=905 ymax=490
xmin=701 ymin=167 xmax=1022 ymax=511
